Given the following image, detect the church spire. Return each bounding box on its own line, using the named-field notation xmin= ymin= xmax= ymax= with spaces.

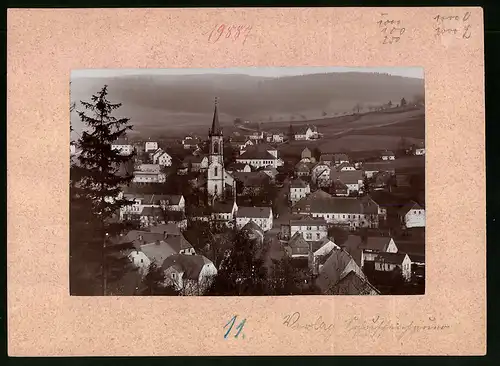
xmin=209 ymin=97 xmax=222 ymax=136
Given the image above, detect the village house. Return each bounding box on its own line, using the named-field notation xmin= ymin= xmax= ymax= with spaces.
xmin=285 ymin=232 xmax=310 ymax=258
xmin=300 ymin=147 xmax=313 ymax=162
xmin=292 ymin=190 xmax=380 ymax=230
xmin=410 ymin=141 xmax=426 ymax=155
xmin=336 ymin=162 xmax=356 ymax=172
xmin=211 ymin=201 xmax=238 ymax=227
xmin=230 ymin=135 xmax=254 ymax=151
xmin=358 ymin=236 xmax=399 ymax=268
xmin=248 ymin=130 xmax=264 ymax=141
xmin=294 ymin=125 xmax=319 ymax=140
xmin=330 ymin=179 xmax=349 ymax=197
xmin=265 ymin=131 xmax=285 ymax=143
xmin=183 ymin=155 xmax=209 ymax=172
xmin=111 ymin=137 xmax=134 ymax=156
xmin=319 ymin=154 xmax=334 ymax=165
xmin=120 ymin=193 xmax=186 ymax=221
xmin=236 ymin=206 xmax=273 ymax=231
xmin=289 ymin=178 xmax=311 ymax=205
xmin=182 ymin=136 xmax=202 ymax=150
xmin=381 ymin=150 xmax=396 ymax=160
xmin=240 ymin=220 xmax=265 ymax=247
xmin=233 ymin=171 xmax=271 ymax=196
xmin=315 ymin=248 xmax=379 ymax=295
xmin=334 ymin=153 xmax=350 ymax=165
xmin=132 ymin=171 xmax=166 ymax=184
xmin=311 ymin=162 xmax=332 ymax=187
xmin=373 ymin=252 xmax=410 ymax=278
xmin=400 ymin=201 xmax=426 ymax=228
xmin=226 ymin=162 xmax=252 ymax=173
xmin=363 ymin=162 xmax=396 ymax=178
xmin=162 ymin=254 xmax=218 ymax=295
xmin=236 ymin=143 xmax=282 ymax=169
xmin=136 ymin=163 xmax=161 ymax=173
xmin=289 ymin=216 xmax=328 ymax=242
xmin=145 ymin=140 xmax=159 ymax=152
xmin=330 ymin=170 xmax=364 ymax=194
xmin=295 ymin=161 xmax=314 ymax=178
xmin=154 ymin=150 xmax=173 ymax=167
xmin=139 ymin=206 xmax=165 ymax=227
xmin=372 ymin=171 xmax=394 ymax=191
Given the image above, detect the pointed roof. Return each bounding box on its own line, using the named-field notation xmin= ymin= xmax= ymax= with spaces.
xmin=209 ymin=97 xmax=222 ymax=136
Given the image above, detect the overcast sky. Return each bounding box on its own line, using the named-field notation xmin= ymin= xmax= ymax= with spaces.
xmin=72 ymin=66 xmax=424 ymax=79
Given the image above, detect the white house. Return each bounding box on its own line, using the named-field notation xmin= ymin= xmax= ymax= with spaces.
xmin=336 ymin=162 xmax=356 ymax=172
xmin=162 ymin=254 xmax=218 ymax=295
xmin=400 ymin=201 xmax=426 ymax=228
xmin=267 ymin=132 xmax=284 ymax=143
xmin=358 ymin=236 xmax=399 ymax=268
xmin=236 ymin=146 xmax=279 ymax=169
xmin=145 ymin=141 xmax=159 ymax=152
xmin=120 ymin=194 xmax=185 ymax=220
xmin=289 ymin=178 xmax=311 ymax=205
xmin=292 ymin=190 xmax=380 ymax=230
xmin=330 ymin=170 xmax=364 ymax=195
xmin=294 ymin=125 xmax=318 ymax=140
xmin=289 ymin=217 xmax=328 ymax=242
xmin=111 ymin=138 xmax=134 ymax=156
xmin=133 ymin=171 xmax=166 ymax=184
xmin=127 ymin=249 xmax=151 ymax=274
xmin=155 ymin=151 xmax=173 ymax=167
xmin=137 ymin=163 xmax=161 ymax=173
xmin=211 ymin=201 xmax=238 ymax=226
xmin=236 ymin=206 xmax=273 ymax=232
xmin=381 ymin=150 xmax=396 ymax=160
xmin=182 ymin=136 xmax=201 ymax=150
xmin=311 ymin=163 xmax=332 ymax=187
xmin=411 ymin=141 xmax=426 ymax=155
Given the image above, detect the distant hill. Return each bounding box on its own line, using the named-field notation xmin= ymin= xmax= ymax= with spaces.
xmin=70 ymin=71 xmax=424 ymax=138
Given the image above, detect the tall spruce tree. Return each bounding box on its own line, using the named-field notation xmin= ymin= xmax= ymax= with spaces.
xmin=70 ymin=85 xmax=135 ymax=295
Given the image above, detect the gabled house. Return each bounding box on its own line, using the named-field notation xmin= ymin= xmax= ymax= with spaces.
xmin=240 ymin=220 xmax=265 ymax=246
xmin=334 ymin=153 xmax=350 ymax=165
xmin=289 ymin=178 xmax=311 ymax=204
xmin=330 ymin=170 xmax=364 ymax=194
xmin=311 ymin=163 xmax=332 ymax=187
xmin=295 ymin=161 xmax=314 ymax=177
xmin=330 ymin=179 xmax=349 ymax=197
xmin=373 ymin=252 xmax=409 ymax=277
xmin=363 ymin=162 xmax=396 ymax=178
xmin=301 ymin=147 xmax=313 ymax=162
xmin=400 ymin=201 xmax=426 ymax=228
xmin=111 ymin=137 xmax=134 ymax=156
xmin=211 ymin=201 xmax=238 ymax=226
xmin=336 ymin=162 xmax=356 ymax=172
xmin=226 ymin=162 xmax=252 ymax=173
xmin=381 ymin=150 xmax=396 ymax=160
xmin=236 ymin=206 xmax=273 ymax=231
xmin=289 ymin=216 xmax=328 ymax=242
xmin=236 ymin=144 xmax=280 ymax=169
xmin=145 ymin=141 xmax=158 ymax=152
xmin=358 ymin=236 xmax=399 ymax=268
xmin=319 ymin=154 xmax=334 ymax=165
xmin=183 ymin=155 xmax=209 ymax=172
xmin=294 ymin=125 xmax=318 ymax=140
xmin=315 ymin=248 xmax=378 ymax=295
xmin=162 ymin=254 xmax=218 ymax=295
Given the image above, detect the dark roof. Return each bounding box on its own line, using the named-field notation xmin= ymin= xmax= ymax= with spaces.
xmin=295 ymin=125 xmax=317 ymax=134
xmin=237 ymin=206 xmax=272 ymax=218
xmin=396 ymin=174 xmax=412 ymax=187
xmin=334 ymin=153 xmax=349 ymax=162
xmin=295 ymin=161 xmax=314 ymax=172
xmin=301 ymin=147 xmax=312 ymax=157
xmin=407 ymin=253 xmax=425 ymax=263
xmin=290 ymin=178 xmax=308 ymax=188
xmin=320 ymin=154 xmax=334 ymax=162
xmin=363 ymin=162 xmax=395 ymax=171
xmin=368 ymin=192 xmax=403 ymax=210
xmin=140 ymin=206 xmax=164 ymax=216
xmin=374 ymin=252 xmax=407 ymax=265
xmin=213 ymin=202 xmax=235 ymax=214
xmin=339 ymin=235 xmax=363 ymax=265
xmin=316 ymin=249 xmax=365 ymax=293
xmin=233 ymin=171 xmax=270 ymax=186
xmin=289 ymin=216 xmax=327 ymax=227
xmin=337 ymin=162 xmax=355 ymax=170
xmin=331 ymin=179 xmax=348 ymax=191
xmin=237 ymin=149 xmax=276 ymax=160
xmin=125 ymin=193 xmax=183 ymax=205
xmin=381 ymin=150 xmax=395 ymax=156
xmin=287 ymin=232 xmax=310 ymax=254
xmin=396 ymin=242 xmax=425 ymax=256
xmin=165 ymin=233 xmax=194 ymax=252
xmin=109 ymin=230 xmax=164 ymax=247
xmin=149 ymin=223 xmax=181 ymax=236
xmin=209 ymin=99 xmax=222 ymax=136
xmin=241 ymin=220 xmax=265 ymax=236
xmin=183 ymin=155 xmax=206 ymax=164
xmin=227 ymin=162 xmax=250 ymax=171
xmin=327 ymin=270 xmax=380 ymax=295
xmin=330 ymin=170 xmax=363 ymax=184
xmin=140 ymin=241 xmax=177 ymax=263
xmin=161 ymin=254 xmax=213 ymax=280
xmin=359 ymin=236 xmax=394 ymax=251
xmin=293 ymin=190 xmax=378 ymax=214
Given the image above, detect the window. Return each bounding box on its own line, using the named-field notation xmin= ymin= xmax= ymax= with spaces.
xmin=307 ymin=226 xmax=312 ymax=230
xmin=343 ymin=215 xmax=345 ymax=218
xmin=306 ymin=233 xmax=312 ymax=240
xmin=213 ymin=141 xmax=219 ymax=154
xmin=348 ymin=215 xmax=351 ymax=219
xmin=172 ymin=273 xmax=176 ymax=279
xmin=316 ymin=233 xmax=320 ymax=239
xmin=214 ymin=166 xmax=218 ymax=177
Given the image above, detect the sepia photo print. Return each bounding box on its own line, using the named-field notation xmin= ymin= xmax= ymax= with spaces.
xmin=70 ymin=67 xmax=426 ymax=296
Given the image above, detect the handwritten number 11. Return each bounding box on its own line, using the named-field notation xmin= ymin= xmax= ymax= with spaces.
xmin=224 ymin=315 xmax=246 ymax=339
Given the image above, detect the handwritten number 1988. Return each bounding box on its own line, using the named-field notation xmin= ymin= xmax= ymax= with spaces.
xmin=224 ymin=315 xmax=246 ymax=339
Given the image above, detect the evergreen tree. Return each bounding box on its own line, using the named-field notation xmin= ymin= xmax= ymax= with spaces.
xmin=142 ymin=262 xmax=167 ymax=295
xmin=70 ymin=85 xmax=135 ymax=295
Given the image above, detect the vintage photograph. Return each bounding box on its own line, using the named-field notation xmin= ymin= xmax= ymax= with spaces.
xmin=70 ymin=67 xmax=425 ymax=296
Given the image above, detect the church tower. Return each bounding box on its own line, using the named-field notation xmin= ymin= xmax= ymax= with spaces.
xmin=207 ymin=97 xmax=224 ymax=201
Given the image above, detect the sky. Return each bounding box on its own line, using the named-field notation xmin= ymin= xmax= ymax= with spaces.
xmin=72 ymin=66 xmax=424 ymax=79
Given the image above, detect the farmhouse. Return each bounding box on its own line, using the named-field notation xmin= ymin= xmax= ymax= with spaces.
xmin=162 ymin=254 xmax=218 ymax=295
xmin=145 ymin=141 xmax=158 ymax=152
xmin=111 ymin=137 xmax=134 ymax=156
xmin=294 ymin=125 xmax=319 ymax=140
xmin=236 ymin=144 xmax=281 ymax=169
xmin=381 ymin=150 xmax=396 ymax=160
xmin=289 ymin=178 xmax=311 ymax=205
xmin=330 ymin=170 xmax=364 ymax=194
xmin=132 ymin=171 xmax=166 ymax=184
xmin=236 ymin=206 xmax=273 ymax=231
xmin=289 ymin=216 xmax=328 ymax=242
xmin=311 ymin=163 xmax=332 ymax=187
xmin=400 ymin=201 xmax=426 ymax=228
xmin=292 ymin=190 xmax=380 ymax=230
xmin=295 ymin=161 xmax=314 ymax=177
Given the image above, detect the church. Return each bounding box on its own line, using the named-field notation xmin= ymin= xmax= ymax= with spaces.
xmin=206 ymin=98 xmax=235 ymax=204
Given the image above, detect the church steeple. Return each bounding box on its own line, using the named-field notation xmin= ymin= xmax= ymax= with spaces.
xmin=209 ymin=97 xmax=222 ymax=136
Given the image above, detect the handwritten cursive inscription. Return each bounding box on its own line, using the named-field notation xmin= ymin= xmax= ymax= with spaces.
xmin=433 ymin=12 xmax=472 ymax=39
xmin=377 ymin=13 xmax=406 ymax=45
xmin=283 ymin=312 xmax=334 ymax=339
xmin=345 ymin=316 xmax=451 ymax=341
xmin=208 ymin=24 xmax=253 ymax=45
